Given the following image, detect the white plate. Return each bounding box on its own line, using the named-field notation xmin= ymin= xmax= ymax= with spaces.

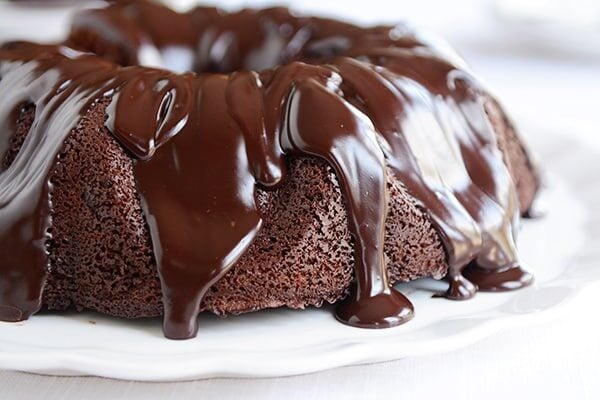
xmin=0 ymin=124 xmax=597 ymax=382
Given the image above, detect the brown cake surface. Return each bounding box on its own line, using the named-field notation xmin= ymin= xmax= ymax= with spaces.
xmin=0 ymin=0 xmax=539 ymax=339
xmin=2 ymin=96 xmax=536 ymax=319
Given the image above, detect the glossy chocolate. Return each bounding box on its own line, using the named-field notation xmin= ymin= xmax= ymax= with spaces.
xmin=0 ymin=0 xmax=534 ymax=339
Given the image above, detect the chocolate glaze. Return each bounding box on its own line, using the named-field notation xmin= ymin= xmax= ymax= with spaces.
xmin=0 ymin=0 xmax=534 ymax=339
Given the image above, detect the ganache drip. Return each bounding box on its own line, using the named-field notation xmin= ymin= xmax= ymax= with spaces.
xmin=0 ymin=1 xmax=533 ymax=339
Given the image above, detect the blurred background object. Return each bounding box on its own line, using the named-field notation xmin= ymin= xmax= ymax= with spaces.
xmin=489 ymin=0 xmax=600 ymax=59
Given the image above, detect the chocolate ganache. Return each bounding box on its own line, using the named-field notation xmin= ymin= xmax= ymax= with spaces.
xmin=0 ymin=0 xmax=535 ymax=339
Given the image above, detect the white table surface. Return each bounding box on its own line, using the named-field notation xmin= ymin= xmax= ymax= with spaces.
xmin=1 ymin=1 xmax=600 ymax=398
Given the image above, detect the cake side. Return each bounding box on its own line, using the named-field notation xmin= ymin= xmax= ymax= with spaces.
xmin=5 ymin=99 xmax=448 ymax=318
xmin=3 ymin=93 xmax=537 ymax=319
xmin=54 ymin=100 xmax=447 ymax=317
xmin=485 ymin=98 xmax=539 ymax=214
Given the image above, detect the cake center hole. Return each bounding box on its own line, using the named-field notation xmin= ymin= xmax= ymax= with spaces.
xmin=125 ymin=33 xmax=351 ymax=74
xmin=140 ymin=34 xmax=352 ymax=74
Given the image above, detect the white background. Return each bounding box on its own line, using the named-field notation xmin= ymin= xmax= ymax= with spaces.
xmin=1 ymin=0 xmax=600 ymax=398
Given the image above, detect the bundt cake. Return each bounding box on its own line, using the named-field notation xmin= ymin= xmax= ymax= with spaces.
xmin=0 ymin=0 xmax=539 ymax=339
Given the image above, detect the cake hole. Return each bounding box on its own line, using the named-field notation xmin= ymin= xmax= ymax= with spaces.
xmin=69 ymin=11 xmax=355 ymax=74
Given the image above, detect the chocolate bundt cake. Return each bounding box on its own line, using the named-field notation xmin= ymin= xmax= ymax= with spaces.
xmin=0 ymin=0 xmax=539 ymax=339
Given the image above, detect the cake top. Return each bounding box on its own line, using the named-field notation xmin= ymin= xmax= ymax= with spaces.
xmin=0 ymin=0 xmax=532 ymax=339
